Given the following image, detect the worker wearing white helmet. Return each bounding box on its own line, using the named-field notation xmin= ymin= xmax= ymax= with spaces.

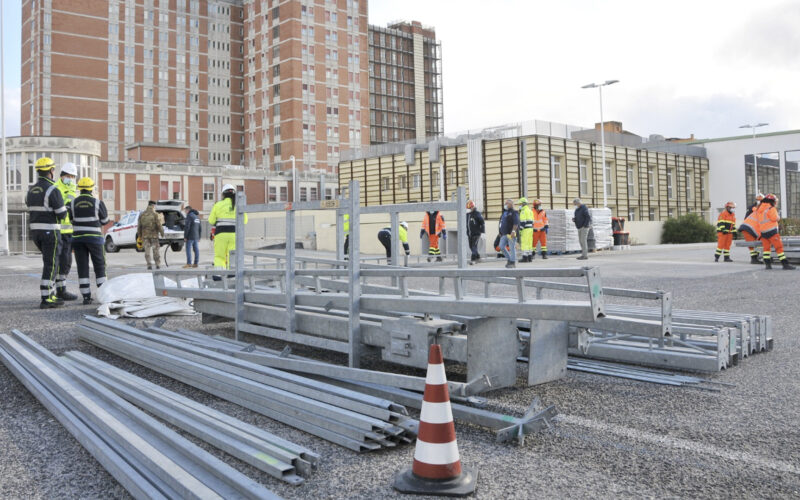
xmin=208 ymin=183 xmax=248 ymax=268
xmin=53 ymin=162 xmax=80 ymax=301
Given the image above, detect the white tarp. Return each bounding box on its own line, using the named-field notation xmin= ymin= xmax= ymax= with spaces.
xmin=96 ymin=273 xmax=196 ymax=319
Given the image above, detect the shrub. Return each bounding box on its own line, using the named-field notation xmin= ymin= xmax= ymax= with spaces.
xmin=661 ymin=213 xmax=717 ymax=244
xmin=779 ymin=218 xmax=800 ymax=236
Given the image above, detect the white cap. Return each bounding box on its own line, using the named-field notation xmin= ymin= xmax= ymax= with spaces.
xmin=221 ymin=183 xmax=235 ymax=194
xmin=60 ymin=162 xmax=78 ymax=177
xmin=400 ymin=221 xmax=408 ymax=228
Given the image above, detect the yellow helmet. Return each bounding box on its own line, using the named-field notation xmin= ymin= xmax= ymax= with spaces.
xmin=35 ymin=157 xmax=56 ymax=171
xmin=77 ymin=177 xmax=95 ymax=190
xmin=518 ymin=197 xmax=528 ymax=205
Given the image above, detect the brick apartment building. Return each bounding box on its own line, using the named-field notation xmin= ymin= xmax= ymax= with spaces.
xmin=20 ymin=0 xmax=442 ymax=177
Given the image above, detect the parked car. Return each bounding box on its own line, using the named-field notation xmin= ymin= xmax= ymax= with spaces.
xmin=104 ymin=200 xmax=186 ymax=253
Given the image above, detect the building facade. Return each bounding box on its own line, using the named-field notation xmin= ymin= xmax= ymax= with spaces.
xmin=21 ymin=0 xmax=441 ymax=174
xmin=339 ymin=122 xmax=710 ymax=222
xmin=368 ymin=21 xmax=443 ymax=144
xmin=693 ymin=130 xmax=800 ymax=220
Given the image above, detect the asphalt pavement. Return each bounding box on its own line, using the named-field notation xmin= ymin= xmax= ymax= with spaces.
xmin=1 ymin=243 xmax=799 ymax=499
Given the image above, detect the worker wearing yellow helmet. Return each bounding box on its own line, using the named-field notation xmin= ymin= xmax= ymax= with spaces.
xmin=25 ymin=157 xmax=68 ymax=308
xmin=209 ymin=184 xmax=248 ymax=268
xmin=68 ymin=177 xmax=110 ymax=304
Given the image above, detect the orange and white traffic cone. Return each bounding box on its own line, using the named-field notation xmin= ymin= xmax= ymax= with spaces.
xmin=393 ymin=343 xmax=478 ymax=497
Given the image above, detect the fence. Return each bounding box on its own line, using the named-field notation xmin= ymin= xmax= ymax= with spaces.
xmin=7 ymin=212 xmax=32 ymax=254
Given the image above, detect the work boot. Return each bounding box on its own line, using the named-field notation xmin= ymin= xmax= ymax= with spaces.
xmin=724 ymin=256 xmax=733 ymax=262
xmin=750 ymin=255 xmax=762 ymax=264
xmin=764 ymin=259 xmax=773 ymax=270
xmin=505 ymin=261 xmax=516 ymax=268
xmin=714 ymin=255 xmax=719 ymax=262
xmin=541 ymin=252 xmax=548 ymax=260
xmin=40 ymin=295 xmax=64 ymax=309
xmin=56 ymin=288 xmax=78 ymax=301
xmin=82 ymin=295 xmax=93 ymax=305
xmin=427 ymin=256 xmax=433 ymax=263
xmin=182 ymin=264 xmax=193 ymax=268
xmin=781 ymin=260 xmax=796 ymax=270
xmin=147 ymin=265 xmax=153 ymax=270
xmin=192 ymin=264 xmax=199 ymax=268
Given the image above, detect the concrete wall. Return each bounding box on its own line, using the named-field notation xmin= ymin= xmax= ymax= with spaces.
xmin=626 ymin=221 xmax=664 ymax=245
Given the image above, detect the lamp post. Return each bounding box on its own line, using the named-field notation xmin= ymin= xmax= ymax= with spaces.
xmin=289 ymin=154 xmax=297 ymax=202
xmin=739 ymin=123 xmax=768 ymax=197
xmin=582 ymin=80 xmax=619 ymax=208
xmin=0 ymin=0 xmax=8 ymax=255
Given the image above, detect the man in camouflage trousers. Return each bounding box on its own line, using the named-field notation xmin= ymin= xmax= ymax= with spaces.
xmin=136 ymin=200 xmax=164 ymax=270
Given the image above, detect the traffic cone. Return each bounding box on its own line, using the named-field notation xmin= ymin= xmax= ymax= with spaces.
xmin=393 ymin=344 xmax=478 ymax=497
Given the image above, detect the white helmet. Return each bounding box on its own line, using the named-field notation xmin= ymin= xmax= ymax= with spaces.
xmin=400 ymin=221 xmax=408 ymax=229
xmin=221 ymin=183 xmax=235 ymax=195
xmin=60 ymin=162 xmax=78 ymax=177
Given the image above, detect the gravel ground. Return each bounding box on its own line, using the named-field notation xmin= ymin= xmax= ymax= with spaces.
xmin=1 ymin=243 xmax=800 ymax=499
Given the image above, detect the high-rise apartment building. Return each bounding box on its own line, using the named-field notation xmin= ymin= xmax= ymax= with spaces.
xmin=20 ymin=1 xmax=440 ymax=173
xmin=368 ymin=21 xmax=442 ymax=144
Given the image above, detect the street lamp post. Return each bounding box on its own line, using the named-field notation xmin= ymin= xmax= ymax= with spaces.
xmin=1 ymin=0 xmax=8 ymax=255
xmin=582 ymin=80 xmax=619 ymax=208
xmin=739 ymin=123 xmax=768 ymax=198
xmin=289 ymin=154 xmax=297 ymax=202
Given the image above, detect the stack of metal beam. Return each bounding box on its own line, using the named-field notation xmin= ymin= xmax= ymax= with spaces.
xmin=77 ymin=316 xmax=418 ymax=452
xmin=570 ymin=304 xmax=772 ymax=372
xmin=0 ymin=330 xmax=282 ymax=499
xmin=139 ymin=322 xmax=558 ymax=446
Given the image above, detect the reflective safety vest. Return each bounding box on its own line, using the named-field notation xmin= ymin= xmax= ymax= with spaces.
xmin=422 ymin=211 xmax=445 ymax=235
xmin=343 ymin=214 xmax=350 ymax=235
xmin=209 ymin=197 xmax=248 ymax=233
xmin=519 ymin=205 xmax=534 ymax=230
xmin=758 ymin=204 xmax=779 ymax=239
xmin=533 ymin=208 xmax=549 ymax=231
xmin=70 ymin=192 xmax=109 ymax=242
xmin=738 ymin=208 xmax=761 ymax=239
xmin=716 ymin=210 xmax=736 ymax=234
xmin=56 ymin=179 xmax=77 ymax=234
xmin=26 ymin=176 xmax=67 ymax=231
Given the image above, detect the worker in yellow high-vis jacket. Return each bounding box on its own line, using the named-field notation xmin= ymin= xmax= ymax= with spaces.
xmin=208 ymin=184 xmax=248 ymax=268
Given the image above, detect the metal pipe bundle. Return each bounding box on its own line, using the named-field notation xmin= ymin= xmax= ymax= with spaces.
xmin=77 ymin=316 xmax=418 ymax=452
xmin=0 ymin=330 xmax=280 ymax=500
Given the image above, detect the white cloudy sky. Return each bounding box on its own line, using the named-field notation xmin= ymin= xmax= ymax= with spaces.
xmin=2 ymin=1 xmax=798 ymax=139
xmin=370 ymin=0 xmax=800 ymax=139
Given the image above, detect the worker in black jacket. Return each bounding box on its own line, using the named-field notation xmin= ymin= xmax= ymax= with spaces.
xmin=572 ymin=198 xmax=592 ymax=260
xmin=69 ymin=177 xmax=109 ymax=304
xmin=183 ymin=206 xmax=202 ymax=268
xmin=465 ymin=200 xmax=485 ymax=264
xmin=25 ymin=157 xmax=68 ymax=308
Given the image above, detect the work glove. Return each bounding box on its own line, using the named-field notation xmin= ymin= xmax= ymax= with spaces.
xmin=544 ymin=225 xmax=549 ymax=234
xmin=210 ymin=227 xmax=216 ymax=241
xmin=441 ymin=230 xmax=447 ymax=240
xmin=420 ymin=229 xmax=426 ymax=239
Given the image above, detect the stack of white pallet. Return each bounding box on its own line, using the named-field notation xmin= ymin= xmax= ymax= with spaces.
xmin=545 ymin=208 xmax=613 ymax=254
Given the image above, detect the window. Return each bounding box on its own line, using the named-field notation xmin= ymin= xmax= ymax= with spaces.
xmin=268 ymin=186 xmax=277 ymax=202
xmin=398 ymin=175 xmax=407 ymax=189
xmin=649 ymin=208 xmax=656 ymax=221
xmin=136 ymin=180 xmax=149 ymax=200
xmin=411 ymin=174 xmax=420 ymax=189
xmin=172 ymin=181 xmax=181 ymax=200
xmin=668 ymin=208 xmax=675 ymax=219
xmin=604 ymin=161 xmax=613 ymax=197
xmin=647 ymin=167 xmax=655 ymax=197
xmin=381 ymin=177 xmax=391 ymax=191
xmin=203 ymin=183 xmax=215 ymax=201
xmin=309 ymin=187 xmax=318 ymax=200
xmin=667 ymin=168 xmax=674 ymax=199
xmin=700 ymin=174 xmax=706 ymax=202
xmin=685 ymin=171 xmax=692 ymax=200
xmin=300 ymin=187 xmax=308 ymax=202
xmin=6 ymin=153 xmax=22 ymax=191
xmin=102 ymin=179 xmax=114 ymax=201
xmin=550 ymin=156 xmax=562 ymax=194
xmin=579 ymin=158 xmax=589 ymax=196
xmin=627 ymin=165 xmax=636 ymax=197
xmin=628 ymin=207 xmax=637 ymax=222
xmin=279 ymin=186 xmax=288 ymax=201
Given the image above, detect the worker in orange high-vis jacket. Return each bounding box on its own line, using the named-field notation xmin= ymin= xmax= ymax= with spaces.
xmin=714 ymin=202 xmax=737 ymax=262
xmin=531 ymin=199 xmax=549 ymax=259
xmin=758 ymin=194 xmax=796 ymax=270
xmin=738 ymin=195 xmax=763 ymax=264
xmin=420 ymin=210 xmax=446 ymax=262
